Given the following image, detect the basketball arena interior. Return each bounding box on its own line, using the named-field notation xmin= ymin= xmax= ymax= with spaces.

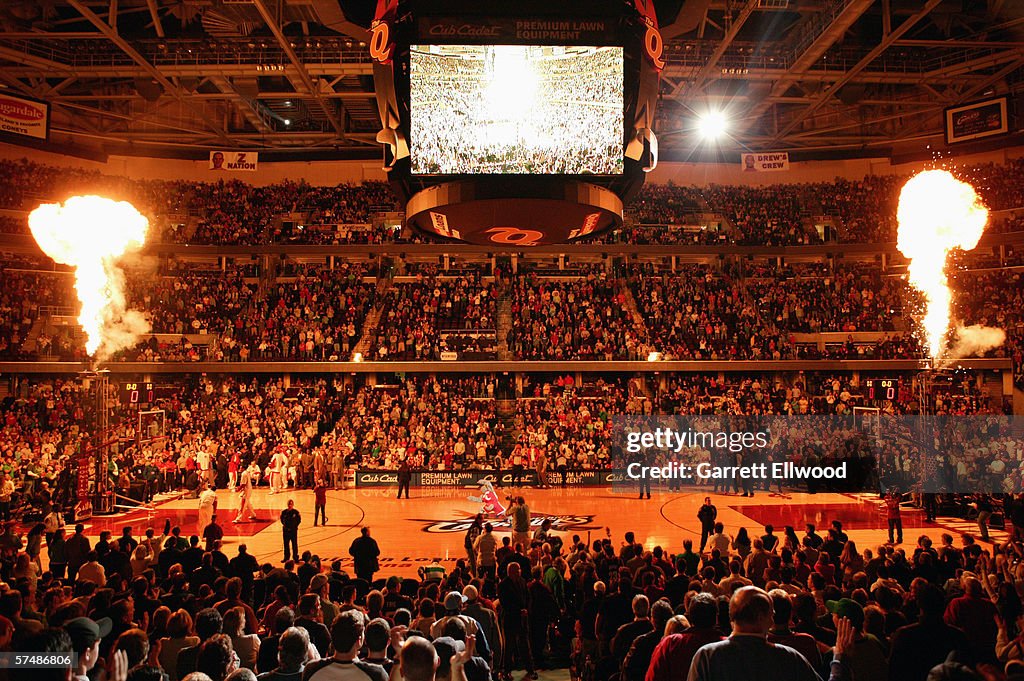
xmin=0 ymin=0 xmax=1023 ymax=680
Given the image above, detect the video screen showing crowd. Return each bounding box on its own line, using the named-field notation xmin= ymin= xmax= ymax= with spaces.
xmin=410 ymin=45 xmax=624 ymax=175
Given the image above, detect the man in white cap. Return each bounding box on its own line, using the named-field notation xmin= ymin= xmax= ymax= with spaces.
xmin=429 ymin=591 xmax=492 ymax=665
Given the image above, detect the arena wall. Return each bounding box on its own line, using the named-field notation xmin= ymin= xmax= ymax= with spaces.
xmin=1 ymin=140 xmax=1022 ymax=188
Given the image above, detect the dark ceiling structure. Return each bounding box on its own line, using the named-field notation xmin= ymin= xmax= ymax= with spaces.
xmin=0 ymin=0 xmax=1022 ymax=161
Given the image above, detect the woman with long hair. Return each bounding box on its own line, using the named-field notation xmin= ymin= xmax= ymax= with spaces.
xmin=732 ymin=527 xmax=752 ymax=559
xmin=839 ymin=539 xmax=864 ymax=584
xmin=158 ymin=609 xmax=199 ymax=681
xmin=224 ymin=605 xmax=260 ymax=670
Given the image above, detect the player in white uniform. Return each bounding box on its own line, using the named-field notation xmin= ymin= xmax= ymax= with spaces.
xmin=234 ymin=462 xmax=259 ymax=523
xmin=197 ymin=483 xmax=218 ymax=534
xmin=269 ymin=449 xmax=289 ymax=494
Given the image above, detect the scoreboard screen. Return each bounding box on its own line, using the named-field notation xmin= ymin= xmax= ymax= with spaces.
xmin=120 ymin=383 xmax=176 ymax=404
xmin=121 ymin=382 xmax=153 ymax=404
xmin=865 ymin=378 xmax=899 ymax=401
xmin=410 ymin=44 xmax=624 ymax=175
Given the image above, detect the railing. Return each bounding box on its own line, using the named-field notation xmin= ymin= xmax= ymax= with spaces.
xmin=0 ymin=358 xmax=1011 ymax=374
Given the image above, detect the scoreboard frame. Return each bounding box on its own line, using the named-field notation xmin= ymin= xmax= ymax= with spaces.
xmin=864 ymin=378 xmax=899 ymax=401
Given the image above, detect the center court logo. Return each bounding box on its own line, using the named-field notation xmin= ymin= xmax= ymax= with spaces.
xmin=419 ymin=514 xmax=599 ymax=533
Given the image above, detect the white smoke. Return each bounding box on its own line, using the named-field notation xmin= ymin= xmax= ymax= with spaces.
xmin=944 ymin=324 xmax=1006 ymax=360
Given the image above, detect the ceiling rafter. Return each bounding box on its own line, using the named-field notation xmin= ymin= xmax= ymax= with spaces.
xmin=250 ymin=0 xmax=345 ymax=138
xmin=669 ymin=0 xmax=759 ymax=100
xmin=772 ymin=0 xmax=944 ymax=141
xmin=64 ymin=0 xmax=234 ymax=144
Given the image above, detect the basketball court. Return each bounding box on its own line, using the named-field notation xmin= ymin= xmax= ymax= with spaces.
xmin=70 ymin=486 xmax=1003 ymax=577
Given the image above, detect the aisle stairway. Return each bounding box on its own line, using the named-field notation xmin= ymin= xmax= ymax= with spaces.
xmin=495 ymin=398 xmax=520 ymax=454
xmin=496 ymin=289 xmax=513 ymax=360
xmin=620 ymin=282 xmax=647 ymax=330
xmin=352 ymin=278 xmax=392 ymax=358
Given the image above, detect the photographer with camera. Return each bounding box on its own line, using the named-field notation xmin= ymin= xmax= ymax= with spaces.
xmin=506 ymin=495 xmax=531 ymax=549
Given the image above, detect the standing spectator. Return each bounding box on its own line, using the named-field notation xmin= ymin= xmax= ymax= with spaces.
xmin=464 ymin=515 xmax=483 ymax=576
xmin=66 ymin=523 xmax=91 ymax=582
xmin=622 ymin=599 xmax=673 ymax=681
xmin=0 ymin=473 xmax=14 ymax=522
xmin=349 ymin=527 xmax=381 ymax=583
xmin=295 ymin=594 xmax=332 ymax=659
xmin=686 ymin=586 xmax=852 ymax=681
xmin=257 ymin=626 xmax=310 ymax=681
xmin=474 ymin=523 xmax=498 ymax=580
xmin=884 ymin=492 xmax=903 ymax=545
xmin=160 ymin=610 xmax=200 ymax=681
xmin=508 ymin=497 xmax=531 ymax=550
xmin=943 ymin=576 xmax=998 ymax=664
xmin=697 ymin=498 xmax=717 ymax=552
xmin=313 ymin=478 xmax=328 ymax=527
xmin=281 ymin=500 xmax=301 ymax=563
xmin=646 ymin=593 xmax=723 ymax=681
xmin=889 ymin=585 xmax=972 ymax=681
xmin=397 ymin=461 xmax=411 ymax=500
xmin=498 ymin=562 xmax=535 ymax=680
xmin=303 ymin=611 xmax=388 ymax=681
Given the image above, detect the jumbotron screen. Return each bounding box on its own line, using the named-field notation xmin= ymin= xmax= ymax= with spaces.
xmin=409 ymin=45 xmax=624 ymax=175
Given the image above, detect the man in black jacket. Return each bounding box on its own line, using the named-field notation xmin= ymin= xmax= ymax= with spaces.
xmin=497 ymin=562 xmax=535 ymax=680
xmin=622 ymin=598 xmax=673 ymax=681
xmin=397 ymin=461 xmax=411 ymax=500
xmin=697 ymin=498 xmax=717 ymax=552
xmin=281 ymin=499 xmax=301 ymax=562
xmin=349 ymin=527 xmax=381 ymax=583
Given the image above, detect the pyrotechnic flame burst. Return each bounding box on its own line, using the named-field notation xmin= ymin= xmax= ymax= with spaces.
xmin=28 ymin=195 xmax=150 ymax=359
xmin=896 ymin=170 xmax=988 ymax=359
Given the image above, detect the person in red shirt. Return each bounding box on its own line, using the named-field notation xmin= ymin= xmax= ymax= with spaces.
xmin=884 ymin=491 xmax=903 ymax=544
xmin=313 ymin=476 xmax=328 ymax=526
xmin=646 ymin=592 xmax=723 ymax=681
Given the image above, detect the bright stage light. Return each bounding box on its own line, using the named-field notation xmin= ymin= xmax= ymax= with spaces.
xmin=697 ymin=110 xmax=728 ymax=140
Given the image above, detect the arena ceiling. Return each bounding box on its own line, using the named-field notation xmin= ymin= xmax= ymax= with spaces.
xmin=0 ymin=0 xmax=1022 ymax=161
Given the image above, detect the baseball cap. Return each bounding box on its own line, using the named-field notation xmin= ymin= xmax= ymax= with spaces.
xmin=309 ymin=574 xmax=329 ymax=592
xmin=66 ymin=616 xmax=112 ymax=653
xmin=462 ymin=585 xmax=478 ymax=602
xmin=443 ymin=591 xmax=467 ymax=612
xmin=432 ymin=636 xmax=466 ymax=673
xmin=825 ymin=598 xmax=864 ymax=626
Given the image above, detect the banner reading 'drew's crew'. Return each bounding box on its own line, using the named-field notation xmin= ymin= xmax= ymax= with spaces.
xmin=741 ymin=152 xmax=789 ymax=172
xmin=209 ymin=151 xmax=259 ymax=172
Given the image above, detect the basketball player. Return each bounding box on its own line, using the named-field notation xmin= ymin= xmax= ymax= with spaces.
xmin=197 ymin=482 xmax=218 ymax=535
xmin=269 ymin=448 xmax=289 ymax=494
xmin=234 ymin=462 xmax=258 ymax=523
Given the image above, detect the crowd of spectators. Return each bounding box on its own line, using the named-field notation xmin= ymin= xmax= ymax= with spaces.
xmin=629 ymin=264 xmax=786 ymax=361
xmin=3 ymin=157 xmax=1024 ymax=247
xmin=746 ymin=264 xmax=914 ymax=333
xmin=369 ymin=272 xmax=497 ymax=361
xmin=4 ymin=474 xmax=1024 ymax=681
xmin=326 ymin=377 xmax=502 ymax=470
xmin=507 ymin=271 xmax=649 ymax=361
xmin=0 ymin=160 xmax=400 ymax=246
